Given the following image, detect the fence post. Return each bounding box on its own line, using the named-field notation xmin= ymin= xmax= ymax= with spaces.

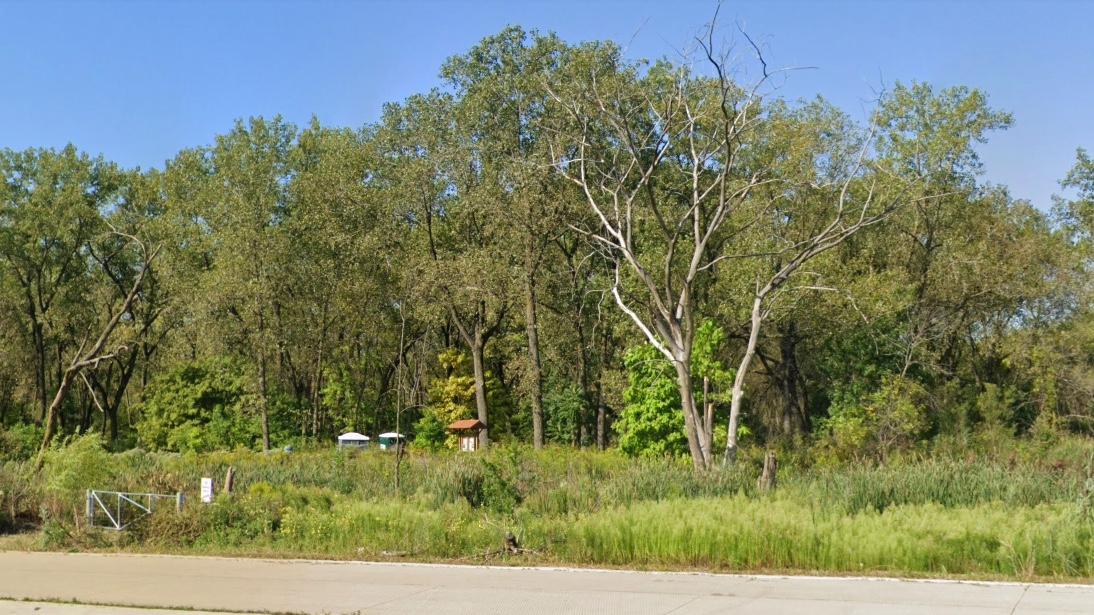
xmin=176 ymin=491 xmax=184 ymax=513
xmin=85 ymin=490 xmax=93 ymax=527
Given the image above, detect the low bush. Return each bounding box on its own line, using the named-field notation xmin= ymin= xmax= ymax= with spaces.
xmin=0 ymin=461 xmax=39 ymax=533
xmin=39 ymin=434 xmax=116 ymax=526
xmin=0 ymin=423 xmax=43 ymax=462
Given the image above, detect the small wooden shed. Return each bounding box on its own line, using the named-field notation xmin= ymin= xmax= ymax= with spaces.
xmin=447 ymin=419 xmax=486 ymax=452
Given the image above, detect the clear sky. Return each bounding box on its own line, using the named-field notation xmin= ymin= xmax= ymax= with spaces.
xmin=1 ymin=0 xmax=1091 ymax=208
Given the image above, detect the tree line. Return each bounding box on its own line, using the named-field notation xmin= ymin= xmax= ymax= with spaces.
xmin=1 ymin=26 xmax=1090 ymax=468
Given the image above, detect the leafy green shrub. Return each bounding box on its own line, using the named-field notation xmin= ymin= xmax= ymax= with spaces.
xmin=136 ymin=358 xmax=259 ymax=452
xmin=37 ymin=520 xmax=73 ymax=549
xmin=543 ymin=382 xmax=586 ymax=445
xmin=412 ymin=411 xmax=448 ymax=452
xmin=615 ymin=344 xmax=687 ymax=458
xmin=816 ymin=375 xmax=930 ymax=462
xmin=198 ymin=491 xmax=281 ymax=545
xmin=1028 ymin=410 xmax=1063 ymax=448
xmin=615 ymin=323 xmax=733 ymax=459
xmin=0 ymin=460 xmax=40 ymax=532
xmin=448 ymin=454 xmax=523 ymax=512
xmin=973 ymin=383 xmax=1020 ymax=453
xmin=0 ymin=423 xmax=44 ymax=462
xmin=40 ymin=433 xmax=117 ymax=525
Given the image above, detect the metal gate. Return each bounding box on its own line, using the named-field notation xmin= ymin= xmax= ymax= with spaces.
xmin=85 ymin=490 xmax=184 ymax=530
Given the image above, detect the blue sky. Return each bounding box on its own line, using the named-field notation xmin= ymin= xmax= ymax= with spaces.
xmin=1 ymin=0 xmax=1091 ymax=208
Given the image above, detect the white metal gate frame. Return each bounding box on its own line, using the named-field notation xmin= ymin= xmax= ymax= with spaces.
xmin=85 ymin=489 xmax=184 ymax=530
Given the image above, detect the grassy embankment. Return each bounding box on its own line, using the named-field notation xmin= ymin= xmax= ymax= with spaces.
xmin=1 ymin=435 xmax=1092 ymax=580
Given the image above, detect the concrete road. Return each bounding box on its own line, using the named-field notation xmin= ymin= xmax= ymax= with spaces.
xmin=0 ymin=601 xmax=233 ymax=615
xmin=0 ymin=551 xmax=1091 ymax=614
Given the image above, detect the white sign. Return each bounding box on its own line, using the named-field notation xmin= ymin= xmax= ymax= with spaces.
xmin=200 ymin=477 xmax=214 ymax=503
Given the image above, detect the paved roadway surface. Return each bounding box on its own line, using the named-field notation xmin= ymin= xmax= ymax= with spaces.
xmin=0 ymin=602 xmax=228 ymax=615
xmin=1 ymin=551 xmax=1091 ymax=614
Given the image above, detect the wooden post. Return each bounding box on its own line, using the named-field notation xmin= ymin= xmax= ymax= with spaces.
xmin=758 ymin=450 xmax=777 ymax=492
xmin=223 ymin=466 xmax=235 ymax=495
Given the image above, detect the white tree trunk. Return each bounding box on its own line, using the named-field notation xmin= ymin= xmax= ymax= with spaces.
xmin=724 ymin=295 xmax=763 ymax=466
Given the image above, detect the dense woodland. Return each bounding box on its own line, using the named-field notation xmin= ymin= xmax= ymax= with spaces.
xmin=1 ymin=27 xmax=1091 ymax=469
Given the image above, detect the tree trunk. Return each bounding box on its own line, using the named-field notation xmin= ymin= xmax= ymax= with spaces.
xmin=311 ymin=345 xmax=323 ymax=438
xmin=79 ymin=389 xmax=92 ymax=433
xmin=524 ymin=275 xmax=545 ymax=449
xmin=596 ymin=329 xmax=611 ymax=451
xmin=373 ymin=366 xmax=393 ymax=438
xmin=757 ymin=450 xmax=777 ymax=492
xmin=311 ymin=305 xmax=329 ymax=438
xmin=672 ymin=358 xmax=708 ymax=470
xmin=595 ymin=378 xmax=607 ymax=450
xmin=702 ymin=375 xmax=714 ymax=458
xmin=108 ymin=352 xmax=139 ymax=443
xmin=38 ymin=369 xmax=77 ymax=458
xmin=724 ymin=296 xmax=763 ymax=466
xmin=470 ymin=328 xmax=489 ymax=449
xmin=778 ymin=322 xmax=805 ymax=437
xmin=574 ymin=320 xmax=592 ymax=447
xmin=258 ymin=352 xmax=271 ymax=451
xmin=94 ymin=350 xmax=139 ymax=443
xmin=31 ymin=318 xmax=47 ymax=421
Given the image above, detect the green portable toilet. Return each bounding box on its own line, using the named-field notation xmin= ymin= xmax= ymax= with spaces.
xmin=377 ymin=432 xmax=406 ymax=451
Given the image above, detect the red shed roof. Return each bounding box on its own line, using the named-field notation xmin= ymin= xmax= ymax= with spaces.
xmin=447 ymin=419 xmax=486 ymax=431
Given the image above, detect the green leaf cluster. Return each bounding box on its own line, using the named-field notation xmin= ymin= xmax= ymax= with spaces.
xmin=137 ymin=359 xmax=259 ymax=452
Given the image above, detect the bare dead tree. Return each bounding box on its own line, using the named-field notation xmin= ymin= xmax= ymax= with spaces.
xmin=547 ymin=17 xmax=923 ymax=468
xmin=544 ymin=19 xmax=787 ymax=469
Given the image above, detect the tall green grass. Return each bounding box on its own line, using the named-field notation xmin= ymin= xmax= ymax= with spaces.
xmin=4 ymin=436 xmax=1092 ymax=579
xmin=128 ymin=487 xmax=1093 ymax=578
xmin=785 ymin=461 xmax=1086 ymax=513
xmin=69 ymin=445 xmax=1090 ymax=516
xmin=561 ymin=497 xmax=1092 ymax=577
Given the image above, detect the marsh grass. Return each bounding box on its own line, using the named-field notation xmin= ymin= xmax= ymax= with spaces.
xmin=6 ymin=437 xmax=1093 ymax=579
xmin=785 ymin=461 xmax=1084 ymax=513
xmin=560 ymin=497 xmax=1092 ymax=577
